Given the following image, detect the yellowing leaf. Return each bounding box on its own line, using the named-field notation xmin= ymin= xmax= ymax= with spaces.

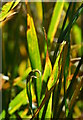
xmin=18 ymin=61 xmax=26 ymax=76
xmin=0 ymin=0 xmax=21 ymax=22
xmin=47 ymin=41 xmax=66 ymax=90
xmin=42 ymin=51 xmax=52 ymax=83
xmin=35 ymin=2 xmax=43 ymax=23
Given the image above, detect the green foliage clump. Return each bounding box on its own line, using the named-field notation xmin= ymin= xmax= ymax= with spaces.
xmin=0 ymin=1 xmax=83 ymax=119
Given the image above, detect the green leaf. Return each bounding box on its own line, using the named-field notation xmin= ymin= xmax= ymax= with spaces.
xmin=60 ymin=3 xmax=83 ymax=42
xmin=26 ymin=79 xmax=32 ymax=110
xmin=60 ymin=3 xmax=72 ymax=35
xmin=31 ymin=77 xmax=57 ymax=119
xmin=72 ymin=24 xmax=82 ymax=56
xmin=53 ymin=42 xmax=68 ymax=119
xmin=31 ymin=88 xmax=51 ymax=119
xmin=53 ymin=3 xmax=83 ymax=65
xmin=39 ymin=51 xmax=52 ymax=118
xmin=41 ymin=51 xmax=52 ymax=95
xmin=44 ymin=94 xmax=52 ymax=118
xmin=40 ymin=94 xmax=52 ymax=119
xmin=32 ymin=41 xmax=68 ymax=119
xmin=0 ymin=110 xmax=6 ymax=119
xmin=9 ymin=69 xmax=39 ymax=115
xmin=12 ymin=0 xmax=21 ymax=9
xmin=8 ymin=88 xmax=27 ymax=115
xmin=47 ymin=1 xmax=64 ymax=43
xmin=47 ymin=42 xmax=67 ymax=119
xmin=27 ymin=14 xmax=42 ymax=106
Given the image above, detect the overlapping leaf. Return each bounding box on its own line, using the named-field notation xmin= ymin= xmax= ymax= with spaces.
xmin=47 ymin=41 xmax=66 ymax=90
xmin=0 ymin=0 xmax=21 ymax=22
xmin=31 ymin=41 xmax=67 ymax=119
